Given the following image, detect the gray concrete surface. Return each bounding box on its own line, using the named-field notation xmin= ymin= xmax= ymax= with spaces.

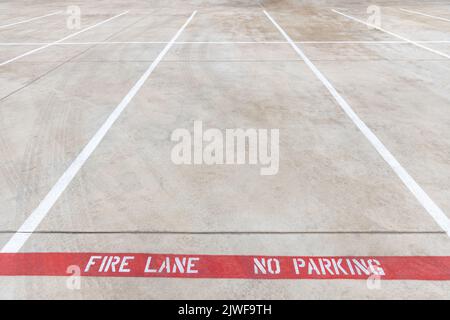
xmin=0 ymin=0 xmax=450 ymax=299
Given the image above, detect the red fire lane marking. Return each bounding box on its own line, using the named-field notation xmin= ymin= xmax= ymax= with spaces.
xmin=0 ymin=253 xmax=449 ymax=280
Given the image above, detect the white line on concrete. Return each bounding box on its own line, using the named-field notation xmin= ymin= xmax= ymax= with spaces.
xmin=0 ymin=11 xmax=197 ymax=253
xmin=264 ymin=10 xmax=450 ymax=236
xmin=1 ymin=40 xmax=450 ymax=46
xmin=332 ymin=9 xmax=450 ymax=59
xmin=0 ymin=41 xmax=286 ymax=45
xmin=400 ymin=8 xmax=450 ymax=23
xmin=0 ymin=41 xmax=166 ymax=46
xmin=294 ymin=40 xmax=450 ymax=44
xmin=0 ymin=11 xmax=61 ymax=29
xmin=0 ymin=11 xmax=128 ymax=67
xmin=177 ymin=41 xmax=287 ymax=44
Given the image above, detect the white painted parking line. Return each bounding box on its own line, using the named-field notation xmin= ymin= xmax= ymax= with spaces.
xmin=0 ymin=11 xmax=61 ymax=29
xmin=0 ymin=40 xmax=450 ymax=46
xmin=263 ymin=10 xmax=450 ymax=236
xmin=296 ymin=40 xmax=450 ymax=44
xmin=0 ymin=11 xmax=128 ymax=67
xmin=0 ymin=41 xmax=167 ymax=46
xmin=0 ymin=11 xmax=197 ymax=253
xmin=400 ymin=8 xmax=450 ymax=23
xmin=0 ymin=41 xmax=285 ymax=45
xmin=332 ymin=9 xmax=450 ymax=59
xmin=1 ymin=40 xmax=450 ymax=46
xmin=295 ymin=40 xmax=450 ymax=44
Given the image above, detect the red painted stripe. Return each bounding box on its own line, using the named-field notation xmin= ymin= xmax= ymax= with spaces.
xmin=0 ymin=253 xmax=449 ymax=280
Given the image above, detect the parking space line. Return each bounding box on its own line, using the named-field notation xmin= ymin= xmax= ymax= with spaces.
xmin=332 ymin=9 xmax=450 ymax=59
xmin=0 ymin=11 xmax=197 ymax=253
xmin=1 ymin=40 xmax=450 ymax=46
xmin=400 ymin=8 xmax=450 ymax=23
xmin=0 ymin=11 xmax=61 ymax=29
xmin=0 ymin=41 xmax=285 ymax=45
xmin=263 ymin=10 xmax=450 ymax=236
xmin=0 ymin=11 xmax=128 ymax=67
